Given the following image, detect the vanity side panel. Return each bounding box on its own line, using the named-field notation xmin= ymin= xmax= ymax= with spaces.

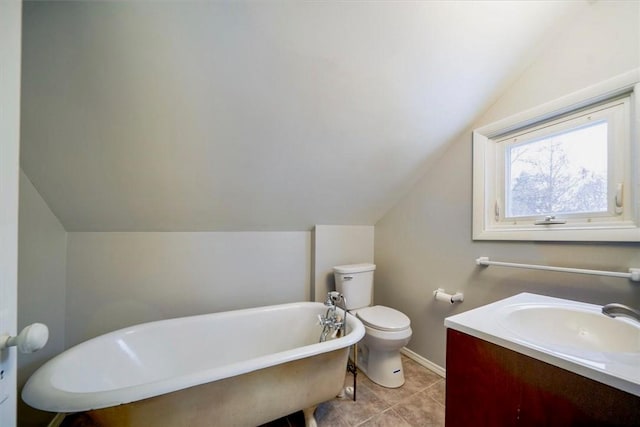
xmin=445 ymin=329 xmax=639 ymax=427
xmin=445 ymin=329 xmax=521 ymax=426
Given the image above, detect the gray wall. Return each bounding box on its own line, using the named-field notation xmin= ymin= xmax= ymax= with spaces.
xmin=65 ymin=231 xmax=311 ymax=346
xmin=19 ymin=0 xmax=561 ymax=233
xmin=374 ymin=0 xmax=640 ymax=369
xmin=312 ymin=225 xmax=375 ymax=302
xmin=65 ymin=227 xmax=376 ymax=346
xmin=18 ymin=171 xmax=67 ymax=427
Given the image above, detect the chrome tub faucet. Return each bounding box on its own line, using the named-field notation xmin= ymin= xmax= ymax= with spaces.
xmin=319 ymin=292 xmax=348 ymax=342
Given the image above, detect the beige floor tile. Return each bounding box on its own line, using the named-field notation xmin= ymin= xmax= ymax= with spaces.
xmin=330 ymin=382 xmax=389 ymax=426
xmin=402 ymin=358 xmax=442 ymax=389
xmin=364 ymin=378 xmax=416 ymax=407
xmin=357 ymin=408 xmax=413 ymax=427
xmin=425 ymin=380 xmax=445 ymax=406
xmin=393 ymin=389 xmax=445 ymax=427
xmin=315 ymin=401 xmax=350 ymax=427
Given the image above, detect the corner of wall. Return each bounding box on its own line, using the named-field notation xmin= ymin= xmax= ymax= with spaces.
xmin=310 ymin=226 xmax=316 ymax=302
xmin=313 ymin=225 xmax=374 ymax=302
xmin=18 ymin=170 xmax=68 ymax=426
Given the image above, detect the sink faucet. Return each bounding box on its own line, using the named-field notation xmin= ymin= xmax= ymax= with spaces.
xmin=602 ymin=303 xmax=640 ymax=323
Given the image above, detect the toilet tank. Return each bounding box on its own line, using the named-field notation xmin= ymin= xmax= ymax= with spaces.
xmin=333 ymin=263 xmax=376 ymax=310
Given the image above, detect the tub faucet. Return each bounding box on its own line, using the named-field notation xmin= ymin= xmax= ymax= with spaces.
xmin=319 ymin=292 xmax=348 ymax=342
xmin=602 ymin=303 xmax=640 ymax=323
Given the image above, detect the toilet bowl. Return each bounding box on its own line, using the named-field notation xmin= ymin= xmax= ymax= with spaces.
xmin=333 ymin=263 xmax=413 ymax=388
xmin=353 ymin=305 xmax=412 ymax=388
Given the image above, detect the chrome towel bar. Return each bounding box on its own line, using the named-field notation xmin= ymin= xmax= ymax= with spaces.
xmin=476 ymin=256 xmax=640 ymax=282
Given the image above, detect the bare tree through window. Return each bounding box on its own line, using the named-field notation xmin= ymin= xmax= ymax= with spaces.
xmin=507 ymin=122 xmax=608 ymax=217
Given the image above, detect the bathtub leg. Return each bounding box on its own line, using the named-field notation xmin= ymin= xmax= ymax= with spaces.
xmin=338 ymin=386 xmax=354 ymax=399
xmin=303 ymin=406 xmax=318 ymax=427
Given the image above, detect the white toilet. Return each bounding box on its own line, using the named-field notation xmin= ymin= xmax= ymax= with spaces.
xmin=333 ymin=263 xmax=412 ymax=388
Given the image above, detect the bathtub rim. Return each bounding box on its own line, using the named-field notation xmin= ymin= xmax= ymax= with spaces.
xmin=22 ymin=301 xmax=365 ymax=413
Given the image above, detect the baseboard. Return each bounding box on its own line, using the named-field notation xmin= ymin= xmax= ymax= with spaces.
xmin=401 ymin=347 xmax=446 ymax=378
xmin=47 ymin=413 xmax=66 ymax=427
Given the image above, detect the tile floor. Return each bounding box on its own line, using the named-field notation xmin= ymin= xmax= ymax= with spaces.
xmin=262 ymin=355 xmax=446 ymax=427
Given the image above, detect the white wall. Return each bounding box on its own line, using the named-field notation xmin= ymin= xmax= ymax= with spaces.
xmin=20 ymin=1 xmax=579 ymax=233
xmin=0 ymin=2 xmax=21 ymax=425
xmin=374 ymin=0 xmax=640 ymax=369
xmin=65 ymin=232 xmax=311 ymax=346
xmin=312 ymin=225 xmax=374 ymax=302
xmin=18 ymin=171 xmax=67 ymax=427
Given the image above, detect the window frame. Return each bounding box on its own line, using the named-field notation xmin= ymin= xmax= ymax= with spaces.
xmin=472 ymin=70 xmax=640 ymax=242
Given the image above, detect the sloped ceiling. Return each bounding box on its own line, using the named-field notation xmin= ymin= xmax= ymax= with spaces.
xmin=20 ymin=1 xmax=583 ymax=231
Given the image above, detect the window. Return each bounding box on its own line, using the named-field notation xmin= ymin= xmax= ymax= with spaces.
xmin=505 ymin=120 xmax=608 ymax=218
xmin=473 ymin=71 xmax=640 ymax=241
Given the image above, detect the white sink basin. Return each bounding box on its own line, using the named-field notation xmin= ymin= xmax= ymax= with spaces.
xmin=444 ymin=293 xmax=640 ymax=397
xmin=499 ymin=304 xmax=640 ymax=355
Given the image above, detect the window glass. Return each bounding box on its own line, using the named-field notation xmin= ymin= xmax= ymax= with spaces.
xmin=505 ymin=121 xmax=608 ymax=218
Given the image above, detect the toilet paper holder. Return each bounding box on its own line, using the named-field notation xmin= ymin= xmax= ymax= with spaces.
xmin=433 ymin=288 xmax=464 ymax=304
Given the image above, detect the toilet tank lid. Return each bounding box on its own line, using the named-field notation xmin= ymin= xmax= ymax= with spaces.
xmin=356 ymin=305 xmax=410 ymax=331
xmin=333 ymin=263 xmax=376 ymax=274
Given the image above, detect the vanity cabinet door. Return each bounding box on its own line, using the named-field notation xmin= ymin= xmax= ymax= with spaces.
xmin=445 ymin=329 xmax=639 ymax=427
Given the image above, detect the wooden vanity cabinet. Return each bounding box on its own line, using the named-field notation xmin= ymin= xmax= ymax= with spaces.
xmin=445 ymin=329 xmax=639 ymax=427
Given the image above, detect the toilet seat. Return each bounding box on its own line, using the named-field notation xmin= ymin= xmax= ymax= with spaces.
xmin=356 ymin=306 xmax=410 ymax=332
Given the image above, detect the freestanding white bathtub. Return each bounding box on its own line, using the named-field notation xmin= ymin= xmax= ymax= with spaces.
xmin=23 ymin=302 xmax=364 ymax=426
